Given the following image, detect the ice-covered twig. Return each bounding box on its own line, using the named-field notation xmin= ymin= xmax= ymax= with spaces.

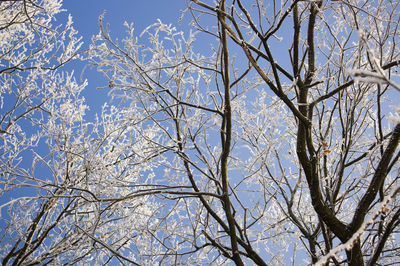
xmin=314 ymin=182 xmax=400 ymax=266
xmin=348 ymin=30 xmax=400 ymax=92
xmin=347 ymin=68 xmax=400 ymax=92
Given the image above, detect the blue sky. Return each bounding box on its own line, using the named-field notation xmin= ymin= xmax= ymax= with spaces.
xmin=63 ymin=0 xmax=187 ymax=41
xmin=62 ymin=1 xmax=190 ymax=116
xmin=0 ymin=0 xmax=190 ymax=228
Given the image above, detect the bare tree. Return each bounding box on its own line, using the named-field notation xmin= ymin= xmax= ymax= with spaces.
xmin=0 ymin=0 xmax=98 ymax=264
xmin=2 ymin=0 xmax=400 ymax=265
xmin=1 ymin=2 xmax=188 ymax=265
xmin=89 ymin=0 xmax=400 ymax=264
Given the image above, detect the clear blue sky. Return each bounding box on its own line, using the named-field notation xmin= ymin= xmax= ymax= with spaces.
xmin=62 ymin=1 xmax=189 ymax=116
xmin=0 ymin=0 xmax=192 ymax=243
xmin=63 ymin=0 xmax=187 ymax=41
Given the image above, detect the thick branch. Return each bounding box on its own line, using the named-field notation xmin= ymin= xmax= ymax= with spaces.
xmin=218 ymin=2 xmax=244 ymax=264
xmin=349 ymin=123 xmax=400 ymax=232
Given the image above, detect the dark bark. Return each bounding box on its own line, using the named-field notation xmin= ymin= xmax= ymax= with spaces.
xmin=349 ymin=123 xmax=400 ymax=232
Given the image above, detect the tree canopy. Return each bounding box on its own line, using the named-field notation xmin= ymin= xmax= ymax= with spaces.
xmin=1 ymin=0 xmax=400 ymax=265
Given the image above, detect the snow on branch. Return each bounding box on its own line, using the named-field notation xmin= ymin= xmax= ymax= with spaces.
xmin=314 ymin=182 xmax=400 ymax=266
xmin=347 ymin=69 xmax=388 ymax=85
xmin=347 ymin=68 xmax=400 ymax=91
xmin=348 ymin=29 xmax=400 ymax=91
